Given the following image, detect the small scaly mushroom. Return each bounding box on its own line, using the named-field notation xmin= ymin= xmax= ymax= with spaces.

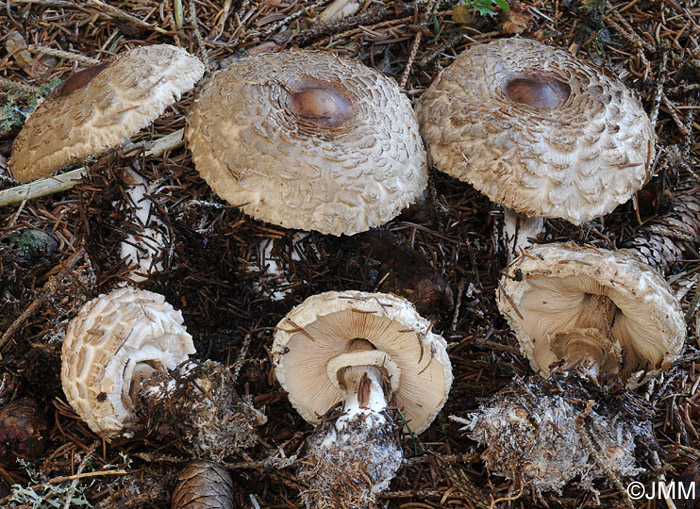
xmin=497 ymin=243 xmax=685 ymax=385
xmin=272 ymin=291 xmax=452 ymax=507
xmin=61 ymin=287 xmax=195 ymax=436
xmin=186 ymin=50 xmax=428 ymax=236
xmin=416 ymin=38 xmax=655 ymax=253
xmin=10 ymin=44 xmax=205 ymax=182
xmin=61 ymin=288 xmax=265 ymax=458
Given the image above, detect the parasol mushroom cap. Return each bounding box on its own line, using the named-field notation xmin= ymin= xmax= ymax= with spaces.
xmin=61 ymin=287 xmax=196 ymax=437
xmin=10 ymin=44 xmax=205 ymax=182
xmin=416 ymin=38 xmax=655 ymax=225
xmin=185 ymin=50 xmax=428 ymax=236
xmin=497 ymin=243 xmax=685 ymax=386
xmin=272 ymin=290 xmax=452 ymax=434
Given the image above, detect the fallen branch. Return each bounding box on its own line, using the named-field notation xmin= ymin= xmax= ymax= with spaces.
xmin=0 ymin=128 xmax=184 ymax=208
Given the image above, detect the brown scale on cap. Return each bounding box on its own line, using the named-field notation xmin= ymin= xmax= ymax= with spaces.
xmin=287 ymin=81 xmax=354 ymax=128
xmin=52 ymin=60 xmax=111 ymax=99
xmin=503 ymin=74 xmax=571 ymax=110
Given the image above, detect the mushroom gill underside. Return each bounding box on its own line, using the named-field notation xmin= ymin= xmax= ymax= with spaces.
xmin=516 ymin=275 xmax=668 ymax=382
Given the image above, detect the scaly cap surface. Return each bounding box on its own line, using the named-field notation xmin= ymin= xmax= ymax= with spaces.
xmin=186 ymin=50 xmax=427 ymax=236
xmin=416 ymin=38 xmax=655 ymax=224
xmin=10 ymin=44 xmax=205 ymax=182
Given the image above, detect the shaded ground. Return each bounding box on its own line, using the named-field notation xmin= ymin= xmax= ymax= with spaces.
xmin=0 ymin=0 xmax=699 ymax=507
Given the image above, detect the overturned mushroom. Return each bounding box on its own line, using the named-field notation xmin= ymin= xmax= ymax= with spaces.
xmin=416 ymin=38 xmax=655 ymax=253
xmin=10 ymin=44 xmax=205 ymax=182
xmin=498 ymin=243 xmax=685 ymax=386
xmin=272 ymin=291 xmax=452 ymax=507
xmin=462 ymin=373 xmax=654 ymax=494
xmin=186 ymin=50 xmax=427 ymax=236
xmin=61 ymin=288 xmax=264 ymax=457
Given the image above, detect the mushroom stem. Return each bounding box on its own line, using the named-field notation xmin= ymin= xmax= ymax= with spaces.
xmin=302 ymin=362 xmax=402 ymax=506
xmin=338 ymin=365 xmax=389 ymax=424
xmin=502 ymin=208 xmax=545 ymax=260
xmin=119 ymin=167 xmax=167 ymax=282
xmin=550 ymin=294 xmax=621 ymax=380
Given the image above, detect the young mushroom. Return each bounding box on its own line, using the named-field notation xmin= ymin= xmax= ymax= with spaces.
xmin=416 ymin=38 xmax=655 ymax=255
xmin=186 ymin=50 xmax=428 ymax=236
xmin=10 ymin=44 xmax=205 ymax=182
xmin=61 ymin=288 xmax=264 ymax=459
xmin=272 ymin=291 xmax=452 ymax=507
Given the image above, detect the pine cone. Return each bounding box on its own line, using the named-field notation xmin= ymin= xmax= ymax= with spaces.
xmin=625 ymin=190 xmax=700 ymax=274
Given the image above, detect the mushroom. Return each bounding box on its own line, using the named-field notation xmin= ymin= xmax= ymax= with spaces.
xmin=61 ymin=288 xmax=265 ymax=456
xmin=61 ymin=287 xmax=196 ymax=436
xmin=461 ymin=374 xmax=652 ymax=494
xmin=416 ymin=38 xmax=655 ymax=253
xmin=10 ymin=44 xmax=205 ymax=182
xmin=186 ymin=50 xmax=428 ymax=236
xmin=272 ymin=291 xmax=452 ymax=506
xmin=497 ymin=242 xmax=686 ymax=385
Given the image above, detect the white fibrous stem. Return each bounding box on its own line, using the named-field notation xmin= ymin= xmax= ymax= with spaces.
xmin=502 ymin=208 xmax=545 ymax=260
xmin=119 ymin=168 xmax=168 ymax=283
xmin=251 ymin=232 xmax=314 ymax=301
xmin=326 ymin=365 xmax=389 ymax=447
xmin=299 ymin=343 xmax=403 ymax=507
xmin=550 ymin=294 xmax=621 ymax=380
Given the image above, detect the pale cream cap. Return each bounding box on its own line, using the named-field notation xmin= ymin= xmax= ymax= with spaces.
xmin=417 ymin=38 xmax=655 ymax=224
xmin=272 ymin=291 xmax=452 ymax=434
